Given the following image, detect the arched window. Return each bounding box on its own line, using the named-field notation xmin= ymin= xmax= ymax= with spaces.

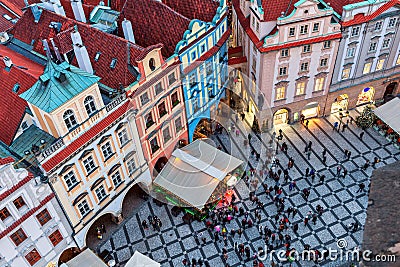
xmin=149 ymin=58 xmax=155 ymax=71
xmin=84 ymin=96 xmax=96 ymax=115
xmin=63 ymin=110 xmax=77 ymax=130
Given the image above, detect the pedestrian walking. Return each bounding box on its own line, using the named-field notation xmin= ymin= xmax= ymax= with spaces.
xmin=305 ymin=167 xmax=310 ymax=177
xmin=342 ymin=124 xmax=347 ymax=132
xmin=304 ymin=216 xmax=309 ymax=225
xmin=319 ymin=175 xmax=325 ymax=183
xmin=305 ymin=120 xmax=309 ymax=129
xmin=343 ymin=168 xmax=348 ymax=178
xmin=312 ymin=214 xmax=318 ymax=225
xmin=300 ymin=114 xmax=305 ymax=124
xmin=311 ymin=173 xmax=315 ymax=183
xmin=359 ymin=131 xmax=364 ymax=140
xmin=101 ymin=224 xmax=106 ymax=234
xmin=336 ymin=166 xmax=341 ymax=176
xmin=322 ymin=155 xmax=327 ymax=164
xmin=362 ymin=160 xmax=370 ymax=170
xmin=306 ymin=150 xmax=311 ymax=160
xmin=333 ymin=121 xmax=339 ymax=131
xmin=356 ymin=183 xmax=366 ymax=193
xmin=308 ymin=141 xmax=312 ymax=150
xmin=347 ymin=150 xmax=352 ymax=160
xmin=322 ymin=148 xmax=327 ymax=157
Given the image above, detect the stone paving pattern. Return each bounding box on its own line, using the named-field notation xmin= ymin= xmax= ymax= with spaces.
xmin=99 ymin=109 xmax=400 ymax=266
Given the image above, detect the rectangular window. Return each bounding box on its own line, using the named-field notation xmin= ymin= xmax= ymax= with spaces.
xmin=300 ymin=24 xmax=309 ymax=34
xmin=101 ymin=142 xmax=113 ymax=160
xmin=369 ymin=42 xmax=377 ymax=52
xmin=13 ymin=196 xmax=26 ymax=210
xmin=351 ymin=26 xmax=360 ymax=37
xmin=289 ymin=27 xmax=295 ymax=37
xmin=201 ymin=44 xmax=206 ymax=53
xmin=36 ymin=209 xmax=51 ymax=226
xmin=320 ymin=58 xmax=328 ymax=67
xmin=191 ymin=51 xmax=196 ymax=60
xmin=346 ymin=47 xmax=355 ymax=58
xmin=251 ymin=16 xmax=255 ymax=27
xmin=281 ymin=49 xmax=289 ymax=57
xmin=0 ymin=207 xmax=11 ymax=221
xmin=158 ymin=102 xmax=167 ymax=118
xmin=127 ymin=157 xmax=136 ymax=176
xmin=95 ymin=185 xmax=107 ymax=202
xmin=374 ymin=21 xmax=382 ymax=31
xmin=48 ymin=230 xmax=63 ymax=247
xmin=111 ymin=171 xmax=123 ymax=187
xmin=314 ymin=77 xmax=324 ymax=91
xmin=150 ymin=137 xmax=159 ymax=153
xmin=206 ymin=62 xmax=212 ymax=75
xmin=323 ymin=40 xmax=331 ymax=49
xmin=10 ymin=228 xmax=27 ymax=246
xmin=376 ymin=59 xmax=385 ymax=71
xmin=342 ymin=68 xmax=351 ymax=79
xmin=276 ymin=87 xmax=285 ymax=100
xmin=83 ymin=156 xmax=96 ymax=174
xmin=154 ymin=83 xmax=163 ymax=95
xmin=171 ymin=92 xmax=179 ymax=108
xmin=140 ymin=92 xmax=150 ymax=106
xmin=388 ymin=18 xmax=397 ymax=27
xmin=118 ymin=129 xmax=129 ymax=146
xmin=300 ymin=62 xmax=309 ymax=72
xmin=363 ymin=62 xmax=372 ymax=74
xmin=256 ymin=21 xmax=260 ymax=32
xmin=168 ymin=72 xmax=176 ymax=85
xmin=382 ymin=38 xmax=391 ymax=48
xmin=64 ymin=171 xmax=78 ymax=191
xmin=175 ymin=117 xmax=182 ymax=132
xmin=303 ymin=44 xmax=311 ymax=53
xmin=163 ymin=127 xmax=171 ymax=144
xmin=77 ymin=200 xmax=90 ymax=217
xmin=189 ymin=73 xmax=196 ymax=87
xmin=25 ymin=249 xmax=41 ymax=266
xmin=145 ymin=113 xmax=155 ymax=129
xmin=313 ymin=23 xmax=319 ymax=32
xmin=296 ymin=82 xmax=305 ymax=95
xmin=279 ymin=67 xmax=287 ymax=76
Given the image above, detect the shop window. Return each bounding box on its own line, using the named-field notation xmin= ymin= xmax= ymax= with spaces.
xmin=25 ymin=249 xmax=41 ymax=266
xmin=48 ymin=230 xmax=63 ymax=247
xmin=36 ymin=209 xmax=51 ymax=226
xmin=10 ymin=228 xmax=27 ymax=246
xmin=363 ymin=62 xmax=372 ymax=74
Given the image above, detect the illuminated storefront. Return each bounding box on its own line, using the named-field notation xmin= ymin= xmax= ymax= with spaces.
xmin=301 ymin=102 xmax=320 ymax=119
xmin=331 ymin=94 xmax=349 ymax=114
xmin=274 ymin=108 xmax=289 ymax=125
xmin=356 ymin=87 xmax=375 ymax=106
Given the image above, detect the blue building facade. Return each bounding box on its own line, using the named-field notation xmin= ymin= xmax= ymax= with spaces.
xmin=174 ymin=0 xmax=230 ymax=141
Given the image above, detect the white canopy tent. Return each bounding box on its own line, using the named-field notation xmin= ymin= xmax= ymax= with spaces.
xmin=125 ymin=251 xmax=160 ymax=267
xmin=61 ymin=249 xmax=108 ymax=267
xmin=153 ymin=139 xmax=243 ymax=209
xmin=373 ymin=97 xmax=400 ymax=134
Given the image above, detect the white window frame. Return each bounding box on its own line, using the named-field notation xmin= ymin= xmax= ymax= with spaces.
xmin=320 ymin=58 xmax=328 ymax=67
xmin=279 ymin=67 xmax=287 ymax=76
xmin=382 ymin=38 xmax=391 ymax=48
xmin=276 ymin=87 xmax=285 ymax=100
xmin=111 ymin=170 xmax=123 ymax=187
xmin=388 ymin=18 xmax=397 ymax=28
xmin=95 ymin=185 xmax=107 ymax=202
xmin=118 ymin=128 xmax=129 ymax=146
xmin=83 ymin=156 xmax=96 ymax=174
xmin=101 ymin=141 xmax=113 ymax=160
xmin=281 ymin=49 xmax=289 ymax=58
xmin=346 ymin=47 xmax=355 ymax=58
xmin=369 ymin=42 xmax=377 ymax=52
xmin=64 ymin=171 xmax=78 ymax=190
xmin=77 ymin=200 xmax=90 ymax=217
xmin=84 ymin=96 xmax=96 ymax=115
xmin=314 ymin=77 xmax=324 ymax=91
xmin=296 ymin=82 xmax=305 ymax=95
xmin=312 ymin=23 xmax=319 ymax=32
xmin=363 ymin=62 xmax=372 ymax=74
xmin=303 ymin=44 xmax=311 ymax=53
xmin=126 ymin=157 xmax=136 ymax=176
xmin=289 ymin=27 xmax=295 ymax=37
xmin=300 ymin=62 xmax=309 ymax=72
xmin=351 ymin=26 xmax=360 ymax=37
xmin=300 ymin=24 xmax=309 ymax=34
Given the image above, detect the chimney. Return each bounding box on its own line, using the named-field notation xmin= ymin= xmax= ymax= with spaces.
xmin=42 ymin=39 xmax=53 ymax=59
xmin=50 ymin=38 xmax=63 ymax=62
xmin=0 ymin=32 xmax=10 ymax=43
xmin=71 ymin=0 xmax=87 ymax=23
xmin=122 ymin=18 xmax=135 ymax=43
xmin=51 ymin=0 xmax=66 ymax=16
xmin=71 ymin=28 xmax=93 ymax=74
xmin=3 ymin=56 xmax=12 ymax=68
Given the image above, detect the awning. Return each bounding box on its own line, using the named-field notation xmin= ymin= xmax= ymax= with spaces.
xmin=125 ymin=251 xmax=160 ymax=267
xmin=62 ymin=249 xmax=108 ymax=267
xmin=153 ymin=139 xmax=243 ymax=209
xmin=373 ymin=97 xmax=400 ymax=134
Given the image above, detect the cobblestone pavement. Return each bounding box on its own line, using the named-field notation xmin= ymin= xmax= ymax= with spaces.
xmin=99 ymin=109 xmax=400 ymax=266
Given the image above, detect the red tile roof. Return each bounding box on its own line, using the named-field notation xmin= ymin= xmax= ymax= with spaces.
xmin=228 ymin=46 xmax=243 ymax=56
xmin=1 ymin=0 xmax=25 ymax=16
xmin=161 ymin=0 xmax=219 ymax=22
xmin=0 ymin=45 xmax=44 ymax=145
xmin=342 ymin=0 xmax=400 ymax=27
xmin=0 ymin=193 xmax=54 ymax=239
xmin=0 ymin=0 xmax=22 ymax=32
xmin=119 ymin=0 xmax=191 ymax=57
xmin=42 ymin=101 xmax=130 ymax=172
xmin=0 ymin=157 xmax=14 ymax=165
xmin=228 ymin=56 xmax=247 ymax=65
xmin=11 ymin=8 xmax=145 ymax=89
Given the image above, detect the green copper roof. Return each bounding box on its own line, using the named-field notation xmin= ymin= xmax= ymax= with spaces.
xmin=20 ymin=61 xmax=100 ymax=113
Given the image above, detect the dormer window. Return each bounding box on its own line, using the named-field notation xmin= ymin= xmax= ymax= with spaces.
xmin=94 ymin=52 xmax=101 ymax=61
xmin=84 ymin=96 xmax=96 ymax=115
xmin=12 ymin=83 xmax=20 ymax=93
xmin=110 ymin=58 xmax=117 ymax=69
xmin=149 ymin=58 xmax=155 ymax=71
xmin=63 ymin=110 xmax=77 ymax=130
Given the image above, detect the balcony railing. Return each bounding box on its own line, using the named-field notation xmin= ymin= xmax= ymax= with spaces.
xmin=37 ymin=138 xmax=65 ymax=162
